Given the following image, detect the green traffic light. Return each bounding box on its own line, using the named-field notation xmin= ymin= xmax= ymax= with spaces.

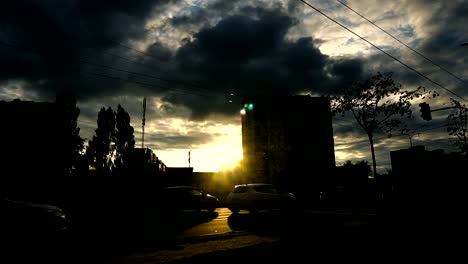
xmin=247 ymin=103 xmax=254 ymax=111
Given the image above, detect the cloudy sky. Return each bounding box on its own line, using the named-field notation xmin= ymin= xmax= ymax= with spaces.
xmin=1 ymin=0 xmax=467 ymax=172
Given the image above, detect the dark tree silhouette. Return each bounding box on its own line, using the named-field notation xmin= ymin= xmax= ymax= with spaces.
xmin=87 ymin=107 xmax=116 ymax=174
xmin=332 ymin=72 xmax=437 ymax=176
xmin=87 ymin=105 xmax=135 ymax=175
xmin=55 ymin=92 xmax=84 ymax=175
xmin=447 ymin=98 xmax=468 ymax=156
xmin=342 ymin=160 xmax=371 ymax=178
xmin=114 ymin=104 xmax=135 ymax=170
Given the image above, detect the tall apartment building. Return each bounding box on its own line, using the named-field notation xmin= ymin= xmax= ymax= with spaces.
xmin=241 ymin=95 xmax=335 ymax=202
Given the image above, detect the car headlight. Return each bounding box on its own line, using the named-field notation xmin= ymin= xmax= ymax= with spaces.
xmin=53 ymin=211 xmax=67 ymax=219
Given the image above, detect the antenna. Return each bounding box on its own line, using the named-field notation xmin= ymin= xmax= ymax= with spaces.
xmin=188 ymin=149 xmax=191 ymax=168
xmin=142 ymin=97 xmax=146 ymax=148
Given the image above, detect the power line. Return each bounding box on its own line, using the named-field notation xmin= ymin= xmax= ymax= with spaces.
xmin=297 ymin=0 xmax=468 ymax=103
xmin=109 ymin=43 xmax=244 ymax=100
xmin=78 ymin=59 xmax=208 ymax=96
xmin=335 ymin=0 xmax=468 ymax=89
xmin=116 ymin=43 xmax=164 ymax=61
xmin=0 ymin=40 xmax=236 ymax=99
xmin=81 ymin=46 xmax=217 ymax=94
xmin=81 ymin=71 xmax=209 ymax=97
xmin=334 ymin=123 xmax=449 ymax=146
xmin=80 ymin=45 xmax=241 ymax=100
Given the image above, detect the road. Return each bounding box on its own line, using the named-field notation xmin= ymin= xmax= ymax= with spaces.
xmin=11 ymin=207 xmax=460 ymax=263
xmin=176 ymin=207 xmax=380 ymax=239
xmin=89 ymin=208 xmax=386 ymax=263
xmin=176 ymin=208 xmax=237 ymax=238
xmin=2 ymin=207 xmax=387 ymax=262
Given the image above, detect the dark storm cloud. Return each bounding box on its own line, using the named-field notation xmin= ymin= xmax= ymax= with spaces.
xmin=419 ymin=1 xmax=467 ymax=57
xmin=170 ymin=0 xmax=287 ymax=29
xmin=359 ymin=0 xmax=467 ymax=99
xmin=359 ymin=51 xmax=434 ymax=91
xmin=1 ymin=0 xmax=365 ymax=121
xmin=161 ymin=7 xmax=364 ymax=120
xmin=0 ymin=0 xmax=77 ymax=83
xmin=0 ymin=0 xmax=176 ymax=100
xmin=143 ymin=130 xmax=218 ymax=149
xmin=327 ymin=57 xmax=364 ymax=86
xmin=415 ymin=1 xmax=467 ymax=98
xmin=176 ymin=8 xmax=295 ymax=65
xmin=79 ymin=0 xmax=174 ymax=47
xmin=170 ymin=0 xmax=240 ymax=28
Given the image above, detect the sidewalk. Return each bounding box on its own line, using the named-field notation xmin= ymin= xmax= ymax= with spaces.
xmin=96 ymin=233 xmax=280 ymax=264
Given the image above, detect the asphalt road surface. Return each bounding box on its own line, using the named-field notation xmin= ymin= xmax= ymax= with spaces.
xmin=177 ymin=207 xmax=379 ymax=238
xmin=5 ymin=207 xmax=461 ymax=264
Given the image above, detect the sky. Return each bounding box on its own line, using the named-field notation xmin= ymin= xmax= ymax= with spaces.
xmin=0 ymin=0 xmax=467 ymax=173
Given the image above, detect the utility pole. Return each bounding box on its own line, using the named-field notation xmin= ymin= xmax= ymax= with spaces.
xmin=142 ymin=97 xmax=146 ymax=148
xmin=188 ymin=149 xmax=191 ymax=168
xmin=407 ymin=132 xmax=420 ymax=148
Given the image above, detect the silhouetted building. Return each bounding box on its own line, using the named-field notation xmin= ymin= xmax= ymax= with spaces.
xmin=0 ymin=99 xmax=66 ymax=200
xmin=241 ymin=95 xmax=335 ymax=204
xmin=124 ymin=147 xmax=167 ymax=177
xmin=164 ymin=167 xmax=194 ymax=186
xmin=0 ymin=99 xmax=62 ymax=174
xmin=390 ymin=145 xmax=467 ymax=217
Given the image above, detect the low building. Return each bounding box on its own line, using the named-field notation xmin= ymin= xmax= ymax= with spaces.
xmin=126 ymin=147 xmax=167 ymax=176
xmin=164 ymin=167 xmax=194 ymax=186
xmin=390 ymin=145 xmax=467 ymax=215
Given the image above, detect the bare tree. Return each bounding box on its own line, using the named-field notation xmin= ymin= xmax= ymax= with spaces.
xmin=332 ymin=72 xmax=437 ymax=176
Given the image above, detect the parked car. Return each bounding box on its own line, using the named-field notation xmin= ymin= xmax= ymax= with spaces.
xmin=225 ymin=183 xmax=298 ymax=214
xmin=1 ymin=197 xmax=68 ymax=238
xmin=160 ymin=186 xmax=221 ymax=213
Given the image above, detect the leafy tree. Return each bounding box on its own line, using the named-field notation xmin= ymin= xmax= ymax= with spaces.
xmin=87 ymin=105 xmax=135 ymax=175
xmin=55 ymin=92 xmax=84 ymax=175
xmin=447 ymin=98 xmax=468 ymax=156
xmin=114 ymin=104 xmax=135 ymax=170
xmin=87 ymin=107 xmax=116 ymax=174
xmin=332 ymin=72 xmax=437 ymax=176
xmin=342 ymin=160 xmax=371 ymax=178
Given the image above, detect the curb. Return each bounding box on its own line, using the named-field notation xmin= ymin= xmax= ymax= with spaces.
xmin=165 ymin=240 xmax=283 ymax=264
xmin=103 ymin=233 xmax=281 ymax=264
xmin=175 ymin=231 xmax=249 ymax=244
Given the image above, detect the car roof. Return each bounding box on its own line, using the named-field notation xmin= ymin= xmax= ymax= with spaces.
xmin=3 ymin=198 xmax=63 ymax=212
xmin=234 ymin=183 xmax=274 ymax=188
xmin=164 ymin=186 xmax=197 ymax=190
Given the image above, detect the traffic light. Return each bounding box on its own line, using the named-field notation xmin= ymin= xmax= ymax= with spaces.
xmin=244 ymin=103 xmax=254 ymax=111
xmin=419 ymin=102 xmax=432 ymax=121
xmin=240 ymin=103 xmax=254 ymax=115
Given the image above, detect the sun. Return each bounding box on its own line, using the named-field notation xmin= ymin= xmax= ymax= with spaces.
xmin=218 ymin=159 xmax=242 ymax=172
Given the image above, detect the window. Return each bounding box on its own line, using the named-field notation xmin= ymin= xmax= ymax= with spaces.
xmin=233 ymin=186 xmax=248 ymax=193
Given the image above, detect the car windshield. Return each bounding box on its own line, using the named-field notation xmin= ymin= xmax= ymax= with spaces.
xmin=233 ymin=186 xmax=249 ymax=193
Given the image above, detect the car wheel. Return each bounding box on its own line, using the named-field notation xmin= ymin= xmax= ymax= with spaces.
xmin=229 ymin=208 xmax=239 ymax=214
